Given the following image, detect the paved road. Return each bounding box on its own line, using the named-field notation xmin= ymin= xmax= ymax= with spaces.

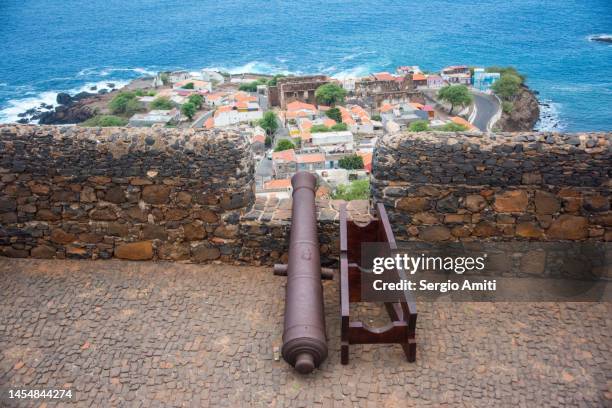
xmin=472 ymin=92 xmax=500 ymax=131
xmin=0 ymin=258 xmax=609 ymax=407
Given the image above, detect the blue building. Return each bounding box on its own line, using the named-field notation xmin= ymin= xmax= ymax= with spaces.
xmin=472 ymin=68 xmax=500 ymax=92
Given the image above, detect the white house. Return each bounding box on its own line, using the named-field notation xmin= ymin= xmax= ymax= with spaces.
xmin=212 ymin=103 xmax=263 ymax=127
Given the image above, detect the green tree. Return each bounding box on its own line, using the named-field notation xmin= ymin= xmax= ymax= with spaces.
xmin=267 ymin=74 xmax=286 ymax=86
xmin=81 ymin=115 xmax=128 ymax=127
xmin=188 ymin=94 xmax=204 ymax=109
xmin=331 ymin=122 xmax=348 ymax=131
xmin=315 ymin=83 xmax=347 ymax=106
xmin=338 ymin=154 xmax=364 ymax=170
xmin=437 ymin=85 xmax=472 ymax=114
xmin=371 ymin=114 xmax=382 ymax=121
xmin=274 ymin=139 xmax=295 ymax=152
xmin=332 ymin=179 xmax=370 ymax=201
xmin=160 ymin=73 xmax=169 ymax=85
xmin=264 ymin=136 xmax=272 ymax=147
xmin=109 ymin=92 xmax=140 ymax=115
xmin=325 ymin=107 xmax=342 ymax=123
xmin=409 ymin=120 xmax=429 ymax=132
xmin=181 ymin=102 xmax=196 ymax=120
xmin=435 ymin=122 xmax=467 ymax=132
xmin=150 ymin=97 xmax=174 ymax=110
xmin=259 ymin=111 xmax=279 ymax=136
xmin=491 ymin=74 xmax=522 ymax=100
xmin=182 ymin=82 xmax=194 ymax=89
xmin=502 ymin=101 xmax=514 ymax=113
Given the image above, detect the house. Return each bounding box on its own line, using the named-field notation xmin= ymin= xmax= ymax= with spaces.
xmin=358 ymin=152 xmax=373 ymax=172
xmin=267 ymin=75 xmax=330 ymax=109
xmin=397 ymin=66 xmax=422 ymax=75
xmin=472 ymin=68 xmax=500 ymax=92
xmin=205 ymin=93 xmax=227 ymax=106
xmin=380 ymin=103 xmax=429 ymax=131
xmin=272 ymin=149 xmax=297 ymax=179
xmin=284 ymin=101 xmax=318 ymax=123
xmin=427 ymin=75 xmax=445 ymax=88
xmin=296 ymin=152 xmax=326 ymax=172
xmin=173 ymin=79 xmax=212 ymax=92
xmin=441 ymin=66 xmax=471 ymax=85
xmin=371 ymin=72 xmax=401 ymax=82
xmin=311 ymin=131 xmax=354 ymax=152
xmin=251 ymin=127 xmax=266 ymax=155
xmin=412 ymin=73 xmax=428 ymax=88
xmin=338 ymin=105 xmax=374 ymax=134
xmin=263 ymin=179 xmax=292 ymax=193
xmin=169 ymin=70 xmax=190 ymax=83
xmin=128 ymin=109 xmax=180 ymax=127
xmin=138 ymin=96 xmax=156 ymax=109
xmin=212 ymin=102 xmax=263 ymax=127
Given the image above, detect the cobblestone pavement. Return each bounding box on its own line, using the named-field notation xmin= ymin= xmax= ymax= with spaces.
xmin=0 ymin=258 xmax=610 ymax=408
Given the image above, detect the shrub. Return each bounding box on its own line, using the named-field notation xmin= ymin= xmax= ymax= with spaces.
xmin=502 ymin=101 xmax=514 ymax=113
xmin=109 ymin=92 xmax=140 ymax=115
xmin=331 ymin=122 xmax=348 ymax=131
xmin=81 ymin=115 xmax=128 ymax=127
xmin=310 ymin=124 xmax=330 ymax=133
xmin=150 ymin=97 xmax=174 ymax=110
xmin=326 ymin=107 xmax=342 ymax=123
xmin=435 ymin=122 xmax=467 ymax=132
xmin=332 ymin=179 xmax=370 ymax=201
xmin=274 ymin=139 xmax=295 ymax=152
xmin=371 ymin=114 xmax=382 ymax=121
xmin=409 ymin=120 xmax=429 ymax=132
xmin=486 ymin=66 xmax=526 ymax=83
xmin=182 ymin=82 xmax=194 ymax=89
xmin=160 ymin=73 xmax=169 ymax=85
xmin=338 ymin=154 xmax=364 ymax=170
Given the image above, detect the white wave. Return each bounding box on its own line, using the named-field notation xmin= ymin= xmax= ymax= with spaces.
xmin=77 ymin=67 xmax=157 ymax=77
xmin=0 ymin=91 xmax=58 ymax=123
xmin=205 ymin=61 xmax=300 ymax=76
xmin=0 ymin=79 xmax=130 ymax=124
xmin=534 ymin=99 xmax=566 ymax=132
xmin=331 ymin=65 xmax=372 ymax=79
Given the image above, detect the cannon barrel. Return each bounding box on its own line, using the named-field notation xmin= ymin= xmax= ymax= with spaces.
xmin=281 ymin=172 xmax=328 ymax=374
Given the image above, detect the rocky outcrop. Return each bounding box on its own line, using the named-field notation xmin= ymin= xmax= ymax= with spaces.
xmin=495 ymin=86 xmax=540 ymax=132
xmin=37 ymin=101 xmax=96 ymax=124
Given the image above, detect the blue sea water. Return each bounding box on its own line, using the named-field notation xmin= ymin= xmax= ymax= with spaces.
xmin=0 ymin=0 xmax=610 ymax=131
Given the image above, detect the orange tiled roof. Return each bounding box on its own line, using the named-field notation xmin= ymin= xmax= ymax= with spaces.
xmin=287 ymin=100 xmax=317 ymax=112
xmin=297 ymin=153 xmax=325 ymax=164
xmin=359 ymin=152 xmax=373 ymax=171
xmin=380 ymin=103 xmax=394 ymax=113
xmin=300 ymin=131 xmax=312 ymax=141
xmin=253 ymin=134 xmax=266 ymax=143
xmin=300 ymin=119 xmax=313 ymax=130
xmin=205 ymin=117 xmax=215 ymax=129
xmin=373 ymin=72 xmax=397 ymax=81
xmin=412 ymin=73 xmax=426 ymax=81
xmin=272 ymin=149 xmax=296 ymax=162
xmin=264 ymin=179 xmax=292 ymax=190
xmin=323 ymin=118 xmax=336 ymax=127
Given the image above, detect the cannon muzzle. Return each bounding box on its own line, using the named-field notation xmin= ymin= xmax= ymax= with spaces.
xmin=280 ymin=172 xmax=328 ymax=374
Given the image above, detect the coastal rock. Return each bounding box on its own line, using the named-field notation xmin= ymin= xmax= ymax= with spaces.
xmin=495 ymin=86 xmax=540 ymax=131
xmin=56 ymin=92 xmax=72 ymax=105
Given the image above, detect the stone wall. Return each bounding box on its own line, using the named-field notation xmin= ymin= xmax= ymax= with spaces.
xmin=372 ymin=131 xmax=611 ymax=242
xmin=0 ymin=125 xmax=254 ymax=262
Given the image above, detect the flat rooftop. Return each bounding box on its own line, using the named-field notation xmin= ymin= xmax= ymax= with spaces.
xmin=0 ymin=258 xmax=609 ymax=407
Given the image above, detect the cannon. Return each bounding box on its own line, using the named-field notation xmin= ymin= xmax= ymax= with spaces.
xmin=277 ymin=171 xmax=328 ymax=374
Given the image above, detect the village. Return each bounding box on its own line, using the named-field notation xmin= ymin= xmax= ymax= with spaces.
xmin=84 ymin=65 xmax=507 ymax=200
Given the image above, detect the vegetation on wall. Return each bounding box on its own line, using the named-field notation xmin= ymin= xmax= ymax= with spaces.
xmin=274 ymin=139 xmax=295 ymax=152
xmin=338 ymin=154 xmax=364 ymax=170
xmin=81 ymin=115 xmax=128 ymax=127
xmin=332 ymin=179 xmax=370 ymax=201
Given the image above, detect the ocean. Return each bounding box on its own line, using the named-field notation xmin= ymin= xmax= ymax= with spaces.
xmin=0 ymin=0 xmax=610 ymax=131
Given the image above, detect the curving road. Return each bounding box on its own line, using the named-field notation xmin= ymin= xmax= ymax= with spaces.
xmin=471 ymin=92 xmax=500 ymax=132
